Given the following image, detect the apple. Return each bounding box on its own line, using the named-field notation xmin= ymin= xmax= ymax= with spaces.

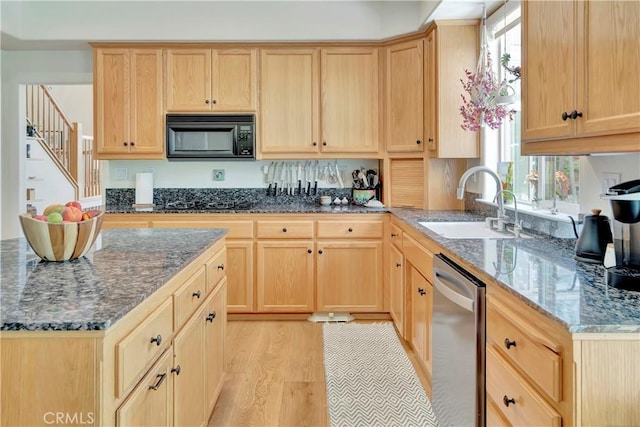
xmin=43 ymin=204 xmax=65 ymax=216
xmin=47 ymin=212 xmax=63 ymax=223
xmin=62 ymin=206 xmax=83 ymax=222
xmin=65 ymin=200 xmax=82 ymax=210
xmin=81 ymin=212 xmax=92 ymax=221
xmin=35 ymin=214 xmax=48 ymax=221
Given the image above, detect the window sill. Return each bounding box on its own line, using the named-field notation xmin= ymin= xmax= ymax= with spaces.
xmin=475 ymin=199 xmax=578 ymax=224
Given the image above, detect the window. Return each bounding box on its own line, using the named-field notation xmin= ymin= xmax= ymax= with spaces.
xmin=486 ymin=1 xmax=579 ymax=214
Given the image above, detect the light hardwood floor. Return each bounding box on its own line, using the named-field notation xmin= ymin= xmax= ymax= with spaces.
xmin=208 ymin=320 xmax=430 ymax=427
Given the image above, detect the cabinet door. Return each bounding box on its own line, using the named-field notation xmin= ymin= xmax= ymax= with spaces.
xmin=95 ymin=49 xmax=130 ymax=154
xmin=212 ymin=49 xmax=257 ymax=111
xmin=204 ymin=279 xmax=227 ymax=416
xmin=577 ymin=0 xmax=640 ymax=136
xmin=173 ymin=303 xmax=205 ymax=427
xmin=316 ymin=241 xmax=383 ymax=312
xmin=225 ymin=241 xmax=254 ymax=313
xmin=522 ymin=0 xmax=576 ymax=141
xmin=429 ymin=23 xmax=479 ymax=158
xmin=320 ymin=48 xmax=379 ymax=154
xmin=117 ymin=349 xmax=173 ymax=427
xmin=386 ymin=39 xmax=424 ymax=153
xmin=389 ymin=244 xmax=405 ymax=336
xmin=424 ymin=31 xmax=437 ymax=153
xmin=410 ymin=266 xmax=432 ymax=374
xmin=166 ymin=49 xmax=212 ymax=112
xmin=130 ymin=49 xmax=164 ymax=155
xmin=256 ymin=241 xmax=315 ymax=312
xmin=260 ymin=49 xmax=320 ymax=154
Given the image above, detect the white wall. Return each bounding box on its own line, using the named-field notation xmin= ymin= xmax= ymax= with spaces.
xmin=580 ymin=153 xmax=640 ymax=218
xmin=0 ymin=50 xmax=92 ymax=239
xmin=2 ymin=1 xmax=424 ymax=44
xmin=47 ymin=85 xmax=93 ymax=135
xmin=107 ymin=159 xmax=379 ymax=190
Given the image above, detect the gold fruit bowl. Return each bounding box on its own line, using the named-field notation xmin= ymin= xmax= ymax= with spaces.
xmin=19 ymin=211 xmax=104 ymax=261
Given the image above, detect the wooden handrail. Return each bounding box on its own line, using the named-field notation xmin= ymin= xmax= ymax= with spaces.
xmin=26 ymin=86 xmax=101 ymax=201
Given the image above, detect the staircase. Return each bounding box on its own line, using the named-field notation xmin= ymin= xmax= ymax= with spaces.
xmin=25 ymin=85 xmax=101 ymax=205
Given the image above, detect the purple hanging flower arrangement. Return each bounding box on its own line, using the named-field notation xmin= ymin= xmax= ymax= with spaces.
xmin=459 ymin=53 xmax=516 ymax=131
xmin=459 ymin=5 xmax=517 ymax=132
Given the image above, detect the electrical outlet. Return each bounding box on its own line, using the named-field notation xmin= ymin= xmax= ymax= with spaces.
xmin=602 ymin=172 xmax=621 ymax=192
xmin=114 ymin=167 xmax=128 ymax=181
xmin=213 ymin=169 xmax=225 ymax=181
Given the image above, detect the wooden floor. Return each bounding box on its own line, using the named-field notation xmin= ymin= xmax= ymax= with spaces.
xmin=208 ymin=320 xmax=430 ymax=427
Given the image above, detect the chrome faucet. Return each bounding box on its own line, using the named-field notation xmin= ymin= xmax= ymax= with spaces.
xmin=494 ymin=189 xmax=524 ymax=237
xmin=456 ymin=166 xmax=505 ymax=229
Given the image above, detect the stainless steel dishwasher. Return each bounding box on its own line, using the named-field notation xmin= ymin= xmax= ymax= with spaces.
xmin=432 ymin=254 xmax=486 ymax=427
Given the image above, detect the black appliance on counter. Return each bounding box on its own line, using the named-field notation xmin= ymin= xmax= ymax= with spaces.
xmin=166 ymin=114 xmax=255 ymax=160
xmin=603 ymin=179 xmax=640 ymax=290
xmin=574 ymin=209 xmax=613 ymax=263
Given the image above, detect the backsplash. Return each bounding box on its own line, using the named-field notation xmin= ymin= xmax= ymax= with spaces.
xmin=464 ymin=193 xmax=578 ymax=239
xmin=106 ymin=187 xmax=353 ymax=208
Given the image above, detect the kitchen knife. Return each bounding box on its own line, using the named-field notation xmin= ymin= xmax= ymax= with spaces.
xmin=313 ymin=160 xmax=319 ymax=195
xmin=266 ymin=161 xmax=275 ymax=195
xmin=297 ymin=162 xmax=302 ymax=195
xmin=272 ymin=162 xmax=279 ymax=196
xmin=335 ymin=161 xmax=344 ymax=189
xmin=305 ymin=161 xmax=311 ymax=195
xmin=280 ymin=161 xmax=287 ymax=195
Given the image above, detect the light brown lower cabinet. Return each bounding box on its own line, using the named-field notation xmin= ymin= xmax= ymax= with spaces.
xmin=389 ymin=244 xmax=404 ymax=335
xmin=316 ymin=241 xmax=383 ymax=312
xmin=256 ymin=241 xmax=315 ymax=312
xmin=409 ymin=266 xmax=432 ymax=377
xmin=116 ymin=349 xmax=174 ymax=426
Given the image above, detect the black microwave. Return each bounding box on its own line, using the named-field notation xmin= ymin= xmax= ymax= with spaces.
xmin=166 ymin=114 xmax=255 ymax=160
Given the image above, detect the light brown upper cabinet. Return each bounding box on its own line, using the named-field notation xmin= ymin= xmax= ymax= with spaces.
xmin=385 ymin=39 xmax=424 ymax=154
xmin=522 ymin=0 xmax=640 ymax=154
xmin=425 ymin=21 xmax=479 ymax=159
xmin=260 ymin=49 xmax=320 ymax=155
xmin=259 ymin=47 xmax=380 ymax=158
xmin=165 ymin=48 xmax=257 ymax=112
xmin=94 ymin=48 xmax=165 ymax=159
xmin=320 ymin=48 xmax=380 ymax=155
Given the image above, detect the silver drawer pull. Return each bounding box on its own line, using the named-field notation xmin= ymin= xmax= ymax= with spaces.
xmin=148 ymin=373 xmax=167 ymax=391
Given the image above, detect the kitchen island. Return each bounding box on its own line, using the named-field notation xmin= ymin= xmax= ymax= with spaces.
xmin=0 ymin=228 xmax=228 ymax=427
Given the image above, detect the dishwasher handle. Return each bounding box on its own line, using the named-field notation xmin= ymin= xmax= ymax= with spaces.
xmin=434 ymin=270 xmax=474 ymax=312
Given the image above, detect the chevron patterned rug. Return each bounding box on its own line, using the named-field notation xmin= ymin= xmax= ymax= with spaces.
xmin=323 ymin=323 xmax=438 ymax=427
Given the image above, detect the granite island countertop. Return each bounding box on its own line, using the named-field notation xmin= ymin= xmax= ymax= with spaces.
xmin=0 ymin=228 xmax=226 ymax=331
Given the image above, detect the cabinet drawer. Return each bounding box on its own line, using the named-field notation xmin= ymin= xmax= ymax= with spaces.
xmin=116 ymin=348 xmax=173 ymax=427
xmin=402 ymin=233 xmax=433 ymax=282
xmin=317 ymin=220 xmax=383 ymax=239
xmin=116 ymin=298 xmax=173 ymax=398
xmin=256 ymin=221 xmax=314 ymax=238
xmin=150 ymin=220 xmax=253 ymax=239
xmin=486 ymin=346 xmax=561 ymax=427
xmin=206 ymin=249 xmax=227 ymax=294
xmin=487 ymin=299 xmax=562 ymax=402
xmin=390 ymin=223 xmax=403 ymax=248
xmin=174 ymin=266 xmax=207 ymax=330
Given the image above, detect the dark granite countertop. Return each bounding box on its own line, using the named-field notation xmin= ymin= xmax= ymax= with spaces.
xmin=0 ymin=228 xmax=226 ymax=331
xmin=390 ymin=208 xmax=640 ymax=334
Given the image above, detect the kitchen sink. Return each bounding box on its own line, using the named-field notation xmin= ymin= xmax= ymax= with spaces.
xmin=418 ymin=221 xmax=532 ymax=239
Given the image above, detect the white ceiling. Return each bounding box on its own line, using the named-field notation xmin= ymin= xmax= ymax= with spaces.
xmin=0 ymin=0 xmax=503 ymax=50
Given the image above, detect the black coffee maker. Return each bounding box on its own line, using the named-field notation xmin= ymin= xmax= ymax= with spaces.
xmin=603 ymin=179 xmax=640 ymax=291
